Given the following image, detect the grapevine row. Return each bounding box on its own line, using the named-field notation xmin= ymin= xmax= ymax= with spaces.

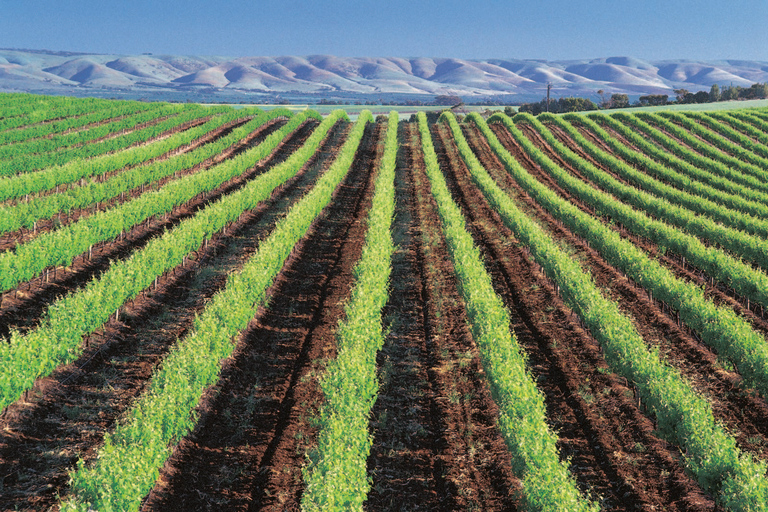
xmin=0 ymin=102 xmax=184 ymax=161
xmin=301 ymin=112 xmax=397 ymax=511
xmin=612 ymin=112 xmax=768 ymax=197
xmin=424 ymin=112 xmax=597 ymax=511
xmin=533 ymin=112 xmax=768 ymax=311
xmin=0 ymin=95 xmax=117 ymax=131
xmin=464 ymin=111 xmax=768 ymax=512
xmin=0 ymin=104 xmax=214 ymax=176
xmin=707 ymin=111 xmax=768 ymax=153
xmin=728 ymin=109 xmax=768 ymax=134
xmin=0 ymin=107 xmax=277 ymax=235
xmin=537 ymin=113 xmax=768 ymax=282
xmin=556 ymin=113 xmax=768 ymax=233
xmin=0 ymin=100 xmax=154 ymax=146
xmin=641 ymin=111 xmax=768 ymax=177
xmin=61 ymin=111 xmax=371 ymax=512
xmin=0 ymin=106 xmax=249 ymax=201
xmin=0 ymin=109 xmax=308 ymax=296
xmin=588 ymin=112 xmax=768 ymax=209
xmin=0 ymin=109 xmax=338 ymax=414
xmin=666 ymin=110 xmax=768 ymax=162
xmin=484 ymin=112 xmax=768 ymax=422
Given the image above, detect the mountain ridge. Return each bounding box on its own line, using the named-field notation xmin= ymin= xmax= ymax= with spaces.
xmin=1 ymin=48 xmax=767 ymax=103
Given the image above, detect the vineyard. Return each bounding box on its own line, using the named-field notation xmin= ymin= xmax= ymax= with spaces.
xmin=2 ymin=92 xmax=768 ymax=511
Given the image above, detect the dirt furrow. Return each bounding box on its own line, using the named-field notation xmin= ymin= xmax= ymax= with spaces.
xmin=546 ymin=119 xmax=768 ymax=332
xmin=0 ymin=119 xmax=317 ymax=342
xmin=639 ymin=117 xmax=735 ymax=160
xmin=0 ymin=115 xmax=279 ymax=251
xmin=142 ymin=120 xmax=381 ymax=512
xmin=456 ymin=122 xmax=717 ymax=510
xmin=1 ymin=114 xmax=255 ymax=210
xmin=365 ymin=122 xmax=521 ymax=511
xmin=5 ymin=108 xmax=158 ymax=144
xmin=486 ymin=122 xmax=768 ymax=463
xmin=64 ymin=111 xmax=195 ymax=149
xmin=0 ymin=120 xmax=351 ymax=511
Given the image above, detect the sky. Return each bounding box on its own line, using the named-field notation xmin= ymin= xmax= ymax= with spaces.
xmin=1 ymin=0 xmax=767 ymax=62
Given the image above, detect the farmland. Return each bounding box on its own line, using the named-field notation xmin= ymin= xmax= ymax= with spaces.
xmin=1 ymin=92 xmax=768 ymax=511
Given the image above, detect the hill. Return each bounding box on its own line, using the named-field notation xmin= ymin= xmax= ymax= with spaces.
xmin=1 ymin=48 xmax=766 ymax=103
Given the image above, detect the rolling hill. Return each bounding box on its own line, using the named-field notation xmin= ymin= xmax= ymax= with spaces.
xmin=1 ymin=48 xmax=766 ymax=103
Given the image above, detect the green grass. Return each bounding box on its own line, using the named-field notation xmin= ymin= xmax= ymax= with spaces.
xmin=214 ymin=98 xmax=768 ymax=119
xmin=592 ymin=98 xmax=768 ymax=114
xmin=210 ymin=103 xmax=508 ymax=120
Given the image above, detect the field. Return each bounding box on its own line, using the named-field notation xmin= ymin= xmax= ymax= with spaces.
xmin=1 ymin=92 xmax=768 ymax=511
xmin=597 ymin=98 xmax=768 ymax=114
xmin=211 ymin=104 xmax=505 ymax=120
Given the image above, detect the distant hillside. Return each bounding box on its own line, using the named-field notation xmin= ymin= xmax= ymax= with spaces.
xmin=1 ymin=48 xmax=767 ymax=103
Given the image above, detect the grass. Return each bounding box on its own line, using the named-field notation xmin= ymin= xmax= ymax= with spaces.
xmin=590 ymin=98 xmax=768 ymax=113
xmin=248 ymin=104 xmax=508 ymax=120
xmin=212 ymin=98 xmax=768 ymax=120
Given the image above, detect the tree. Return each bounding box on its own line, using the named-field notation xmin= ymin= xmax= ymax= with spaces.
xmin=709 ymin=84 xmax=721 ymax=102
xmin=693 ymin=90 xmax=711 ymax=103
xmin=518 ymin=96 xmax=597 ymax=115
xmin=610 ymin=93 xmax=630 ymax=109
xmin=743 ymin=83 xmax=768 ymax=99
xmin=434 ymin=94 xmax=462 ymax=106
xmin=596 ymin=89 xmax=609 ymax=109
xmin=674 ymin=88 xmax=691 ymax=103
xmin=721 ymin=85 xmax=740 ymax=101
xmin=638 ymin=94 xmax=668 ymax=106
xmin=558 ymin=97 xmax=598 ymax=113
xmin=518 ymin=101 xmax=545 ymax=115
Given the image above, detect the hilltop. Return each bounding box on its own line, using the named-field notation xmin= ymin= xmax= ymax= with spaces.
xmin=1 ymin=48 xmax=767 ymax=103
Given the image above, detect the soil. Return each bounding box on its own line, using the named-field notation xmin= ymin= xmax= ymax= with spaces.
xmin=141 ymin=120 xmax=380 ymax=511
xmin=365 ymin=122 xmax=522 ymax=511
xmin=0 ymin=118 xmax=306 ymax=341
xmin=452 ymin=121 xmax=718 ymax=510
xmin=481 ymin=118 xmax=768 ymax=490
xmin=1 ymin=112 xmax=766 ymax=511
xmin=0 ymin=118 xmax=339 ymax=511
xmin=0 ymin=115 xmax=271 ymax=250
xmin=545 ymin=118 xmax=768 ymax=331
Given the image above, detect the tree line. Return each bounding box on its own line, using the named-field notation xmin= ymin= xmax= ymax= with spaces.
xmin=514 ymin=82 xmax=768 ymax=115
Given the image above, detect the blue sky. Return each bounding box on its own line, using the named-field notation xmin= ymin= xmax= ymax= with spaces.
xmin=1 ymin=0 xmax=766 ymax=61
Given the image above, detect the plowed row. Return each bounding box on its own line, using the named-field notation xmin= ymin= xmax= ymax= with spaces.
xmin=1 ymin=99 xmax=768 ymax=511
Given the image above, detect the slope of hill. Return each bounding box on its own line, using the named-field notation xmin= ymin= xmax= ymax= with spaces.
xmin=1 ymin=48 xmax=766 ymax=102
